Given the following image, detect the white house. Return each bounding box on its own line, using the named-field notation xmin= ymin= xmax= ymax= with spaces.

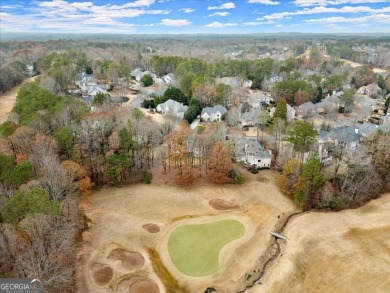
xmin=235 ymin=138 xmax=271 ymax=168
xmin=156 ymin=99 xmax=188 ymax=119
xmin=201 ymin=105 xmax=227 ymax=122
xmin=162 ymin=73 xmax=175 ymax=85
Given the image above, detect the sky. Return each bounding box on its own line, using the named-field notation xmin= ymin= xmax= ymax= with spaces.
xmin=0 ymin=0 xmax=389 ymax=34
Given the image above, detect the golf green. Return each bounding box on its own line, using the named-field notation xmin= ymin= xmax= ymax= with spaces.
xmin=167 ymin=219 xmax=245 ymax=277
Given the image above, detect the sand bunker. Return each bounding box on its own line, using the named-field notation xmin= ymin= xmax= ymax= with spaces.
xmin=107 ymin=249 xmax=145 ymax=271
xmin=116 ymin=276 xmax=159 ymax=293
xmin=209 ymin=198 xmax=240 ymax=210
xmin=90 ymin=263 xmax=113 ymax=286
xmin=142 ymin=223 xmax=160 ymax=233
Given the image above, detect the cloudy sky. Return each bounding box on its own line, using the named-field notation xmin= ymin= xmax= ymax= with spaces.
xmin=0 ymin=0 xmax=389 ymax=34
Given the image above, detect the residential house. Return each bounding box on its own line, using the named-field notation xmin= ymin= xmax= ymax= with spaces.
xmin=317 ymin=131 xmax=333 ymax=165
xmin=241 ymin=109 xmax=260 ymax=126
xmin=379 ymin=115 xmax=390 ymax=132
xmin=358 ymin=122 xmax=378 ymax=137
xmin=318 ymin=126 xmax=364 ymax=164
xmin=186 ymin=133 xmax=206 ymax=158
xmin=235 ymin=137 xmax=271 ymax=168
xmin=247 ymin=91 xmax=271 ymax=109
xmin=286 ymin=104 xmax=296 ymax=122
xmin=243 ymin=79 xmax=253 ymax=88
xmin=161 ymin=73 xmax=175 ymax=85
xmin=76 ymin=73 xmax=96 ymax=92
xmin=331 ymin=126 xmax=362 ymax=155
xmin=357 ymin=83 xmax=381 ymax=97
xmin=201 ymin=105 xmax=227 ymax=122
xmin=296 ymin=101 xmax=316 ymax=118
xmin=156 ymin=99 xmax=188 ymax=119
xmin=87 ymin=85 xmax=107 ymax=97
xmin=269 ymin=73 xmax=282 ymax=84
xmin=131 ymin=68 xmax=158 ymax=83
xmin=217 ymin=77 xmax=241 ymax=88
xmin=315 ymin=94 xmax=340 ymax=115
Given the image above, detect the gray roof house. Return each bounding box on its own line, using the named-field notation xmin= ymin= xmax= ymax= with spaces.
xmin=318 ymin=126 xmax=363 ymax=163
xmin=235 ymin=137 xmax=271 ymax=168
xmin=201 ymin=105 xmax=227 ymax=122
xmin=358 ymin=122 xmax=378 ymax=137
xmin=241 ymin=109 xmax=260 ymax=126
xmin=315 ymin=95 xmax=340 ymax=114
xmin=331 ymin=126 xmax=363 ymax=156
xmin=87 ymin=85 xmax=107 ymax=97
xmin=76 ymin=73 xmax=96 ymax=92
xmin=296 ymin=101 xmax=316 ymax=117
xmin=156 ymin=99 xmax=188 ymax=119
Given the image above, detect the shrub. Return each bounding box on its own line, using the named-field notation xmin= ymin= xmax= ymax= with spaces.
xmin=140 ymin=74 xmax=153 ymax=87
xmin=329 ymin=196 xmax=348 ymax=210
xmin=293 ymin=190 xmax=306 ymax=208
xmin=229 ymin=169 xmax=244 ymax=184
xmin=0 ymin=121 xmax=17 ymax=136
xmin=143 ymin=172 xmax=153 ymax=184
xmin=250 ymin=165 xmax=258 ymax=174
xmin=197 ymin=125 xmax=205 ymax=134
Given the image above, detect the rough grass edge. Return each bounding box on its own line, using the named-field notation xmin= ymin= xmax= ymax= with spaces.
xmin=147 ymin=247 xmax=188 ymax=293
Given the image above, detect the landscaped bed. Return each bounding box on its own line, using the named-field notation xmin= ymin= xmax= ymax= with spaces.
xmin=167 ymin=219 xmax=245 ymax=277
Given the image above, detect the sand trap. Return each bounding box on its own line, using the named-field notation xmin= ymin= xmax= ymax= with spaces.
xmin=209 ymin=199 xmax=240 ymax=210
xmin=117 ymin=276 xmax=159 ymax=293
xmin=142 ymin=223 xmax=160 ymax=233
xmin=90 ymin=263 xmax=113 ymax=286
xmin=107 ymin=249 xmax=145 ymax=271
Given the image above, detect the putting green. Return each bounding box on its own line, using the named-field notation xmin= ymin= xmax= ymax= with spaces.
xmin=167 ymin=219 xmax=245 ymax=277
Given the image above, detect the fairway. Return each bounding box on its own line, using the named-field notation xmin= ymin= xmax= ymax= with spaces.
xmin=167 ymin=219 xmax=245 ymax=277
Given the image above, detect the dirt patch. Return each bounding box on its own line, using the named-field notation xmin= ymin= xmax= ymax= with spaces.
xmin=90 ymin=263 xmax=113 ymax=286
xmin=209 ymin=198 xmax=240 ymax=210
xmin=117 ymin=276 xmax=159 ymax=293
xmin=142 ymin=223 xmax=160 ymax=233
xmin=107 ymin=249 xmax=145 ymax=271
xmin=257 ymin=176 xmax=270 ymax=183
